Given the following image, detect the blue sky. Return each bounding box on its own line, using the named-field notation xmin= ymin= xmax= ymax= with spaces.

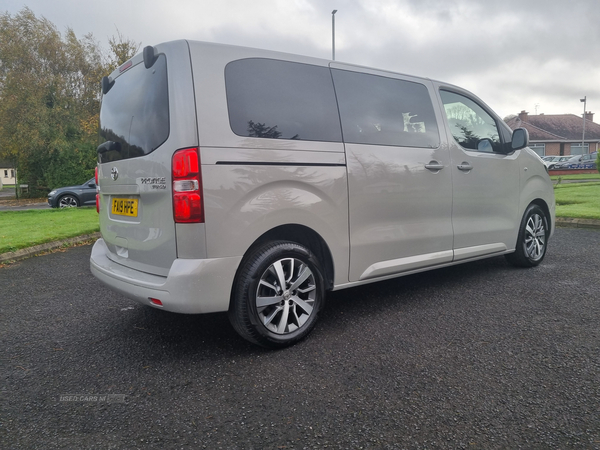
xmin=4 ymin=0 xmax=599 ymax=119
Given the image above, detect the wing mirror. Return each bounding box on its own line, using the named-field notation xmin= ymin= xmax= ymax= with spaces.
xmin=511 ymin=128 xmax=529 ymax=151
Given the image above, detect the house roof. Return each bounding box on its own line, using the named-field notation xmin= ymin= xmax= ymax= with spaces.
xmin=0 ymin=160 xmax=16 ymax=169
xmin=505 ymin=113 xmax=600 ymax=142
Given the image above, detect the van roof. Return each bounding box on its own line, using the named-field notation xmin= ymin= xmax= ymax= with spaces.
xmin=184 ymin=38 xmax=436 ymax=83
xmin=106 ymin=38 xmax=468 ymax=106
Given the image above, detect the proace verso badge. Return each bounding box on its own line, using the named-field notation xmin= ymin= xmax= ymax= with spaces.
xmin=111 ymin=167 xmax=118 ymax=181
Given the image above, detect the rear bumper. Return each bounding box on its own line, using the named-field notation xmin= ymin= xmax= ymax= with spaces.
xmin=90 ymin=238 xmax=241 ymax=314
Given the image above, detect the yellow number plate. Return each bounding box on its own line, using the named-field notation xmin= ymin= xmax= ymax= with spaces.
xmin=111 ymin=198 xmax=138 ymax=217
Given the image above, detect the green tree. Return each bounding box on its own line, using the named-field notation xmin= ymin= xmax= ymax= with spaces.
xmin=107 ymin=29 xmax=140 ymax=72
xmin=0 ymin=8 xmax=139 ymax=197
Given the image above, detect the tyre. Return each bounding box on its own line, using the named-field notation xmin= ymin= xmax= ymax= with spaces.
xmin=229 ymin=241 xmax=325 ymax=348
xmin=58 ymin=194 xmax=79 ymax=208
xmin=505 ymin=204 xmax=548 ymax=267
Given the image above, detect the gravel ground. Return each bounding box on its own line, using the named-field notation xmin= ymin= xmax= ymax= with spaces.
xmin=1 ymin=227 xmax=599 ymax=449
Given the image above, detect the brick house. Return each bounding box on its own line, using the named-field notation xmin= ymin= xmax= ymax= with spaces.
xmin=505 ymin=111 xmax=600 ymax=157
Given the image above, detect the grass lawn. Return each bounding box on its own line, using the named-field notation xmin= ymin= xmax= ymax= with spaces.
xmin=0 ymin=208 xmax=99 ymax=253
xmin=554 ymin=182 xmax=600 ymax=220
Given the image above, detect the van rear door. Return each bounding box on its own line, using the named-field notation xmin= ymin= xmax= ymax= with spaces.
xmin=97 ymin=41 xmax=199 ymax=276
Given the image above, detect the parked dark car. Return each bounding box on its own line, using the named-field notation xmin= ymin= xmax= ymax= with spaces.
xmin=554 ymin=152 xmax=597 ymax=170
xmin=47 ymin=178 xmax=97 ymax=208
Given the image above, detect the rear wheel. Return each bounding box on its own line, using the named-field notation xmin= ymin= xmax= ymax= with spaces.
xmin=58 ymin=195 xmax=79 ymax=208
xmin=229 ymin=241 xmax=325 ymax=348
xmin=505 ymin=204 xmax=548 ymax=267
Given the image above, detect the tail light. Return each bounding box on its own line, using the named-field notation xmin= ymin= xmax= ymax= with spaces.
xmin=172 ymin=147 xmax=204 ymax=223
xmin=95 ymin=166 xmax=100 ymax=213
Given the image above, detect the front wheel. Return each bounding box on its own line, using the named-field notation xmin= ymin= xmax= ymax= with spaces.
xmin=229 ymin=241 xmax=325 ymax=348
xmin=505 ymin=204 xmax=549 ymax=267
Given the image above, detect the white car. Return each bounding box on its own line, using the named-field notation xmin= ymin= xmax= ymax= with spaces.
xmin=543 ymin=156 xmax=571 ymax=169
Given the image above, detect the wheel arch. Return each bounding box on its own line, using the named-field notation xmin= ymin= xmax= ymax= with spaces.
xmin=520 ymin=172 xmax=555 ymax=237
xmin=229 ymin=224 xmax=335 ymax=309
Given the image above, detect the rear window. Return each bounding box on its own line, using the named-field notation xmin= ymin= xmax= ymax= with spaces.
xmin=99 ymin=55 xmax=169 ymax=163
xmin=225 ymin=58 xmax=342 ymax=142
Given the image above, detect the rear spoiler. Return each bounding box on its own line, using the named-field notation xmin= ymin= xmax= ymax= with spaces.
xmin=101 ymin=45 xmax=158 ymax=95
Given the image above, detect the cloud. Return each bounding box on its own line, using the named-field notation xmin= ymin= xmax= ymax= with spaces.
xmin=3 ymin=0 xmax=599 ymax=118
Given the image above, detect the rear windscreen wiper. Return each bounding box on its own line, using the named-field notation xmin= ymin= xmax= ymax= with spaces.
xmin=97 ymin=141 xmax=121 ymax=154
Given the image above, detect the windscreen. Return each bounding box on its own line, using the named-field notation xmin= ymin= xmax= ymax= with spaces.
xmin=99 ymin=55 xmax=169 ymax=163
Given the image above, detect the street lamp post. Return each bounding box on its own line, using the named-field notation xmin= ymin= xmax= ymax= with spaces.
xmin=580 ymin=96 xmax=587 ymax=155
xmin=332 ymin=10 xmax=337 ymax=61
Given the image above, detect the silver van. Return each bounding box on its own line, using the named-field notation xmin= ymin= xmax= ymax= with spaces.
xmin=90 ymin=40 xmax=555 ymax=348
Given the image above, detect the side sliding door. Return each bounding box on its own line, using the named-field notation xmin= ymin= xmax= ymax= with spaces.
xmin=331 ymin=65 xmax=454 ymax=282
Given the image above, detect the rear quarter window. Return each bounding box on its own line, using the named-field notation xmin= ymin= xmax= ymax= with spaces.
xmin=225 ymin=58 xmax=342 ymax=143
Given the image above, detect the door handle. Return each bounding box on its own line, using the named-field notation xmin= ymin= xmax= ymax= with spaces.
xmin=457 ymin=162 xmax=473 ymax=171
xmin=425 ymin=161 xmax=444 ymax=172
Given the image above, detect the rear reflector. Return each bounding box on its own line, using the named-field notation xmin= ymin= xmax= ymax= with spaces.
xmin=149 ymin=298 xmax=163 ymax=306
xmin=172 ymin=148 xmax=204 ymax=223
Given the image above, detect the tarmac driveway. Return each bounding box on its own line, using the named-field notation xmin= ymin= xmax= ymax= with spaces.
xmin=1 ymin=227 xmax=599 ymax=449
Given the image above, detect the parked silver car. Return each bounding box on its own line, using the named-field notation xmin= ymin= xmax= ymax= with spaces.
xmin=554 ymin=152 xmax=598 ymax=169
xmin=91 ymin=40 xmax=555 ymax=348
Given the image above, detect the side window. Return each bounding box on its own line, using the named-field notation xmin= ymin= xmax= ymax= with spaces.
xmin=332 ymin=69 xmax=440 ymax=148
xmin=225 ymin=58 xmax=342 ymax=142
xmin=440 ymin=90 xmax=502 ymax=153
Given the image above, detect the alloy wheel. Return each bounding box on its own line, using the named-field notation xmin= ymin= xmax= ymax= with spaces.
xmin=59 ymin=196 xmax=78 ymax=208
xmin=255 ymin=257 xmax=317 ymax=335
xmin=524 ymin=213 xmax=546 ymax=261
